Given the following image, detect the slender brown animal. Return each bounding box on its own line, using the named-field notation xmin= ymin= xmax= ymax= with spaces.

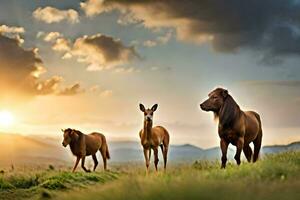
xmin=200 ymin=88 xmax=263 ymax=168
xmin=139 ymin=104 xmax=170 ymax=173
xmin=61 ymin=128 xmax=110 ymax=172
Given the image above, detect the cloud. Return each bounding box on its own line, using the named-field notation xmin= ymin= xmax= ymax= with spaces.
xmin=33 ymin=6 xmax=79 ymax=24
xmin=0 ymin=34 xmax=43 ymax=98
xmin=45 ymin=33 xmax=139 ymax=70
xmin=88 ymin=85 xmax=112 ymax=97
xmin=0 ymin=24 xmax=25 ymax=44
xmin=117 ymin=12 xmax=140 ymax=25
xmin=72 ymin=34 xmax=139 ymax=70
xmin=0 ymin=34 xmax=82 ymax=103
xmin=52 ymin=38 xmax=71 ymax=52
xmin=0 ymin=25 xmax=25 ymax=34
xmin=113 ymin=66 xmax=140 ymax=73
xmin=87 ymin=0 xmax=300 ymax=63
xmin=80 ymin=0 xmax=108 ymax=17
xmin=37 ymin=32 xmax=72 ymax=60
xmin=43 ymin=32 xmax=62 ymax=42
xmin=58 ymin=83 xmax=84 ymax=96
xmin=157 ymin=31 xmax=172 ymax=44
xmin=36 ymin=76 xmax=63 ymax=95
xmin=143 ymin=31 xmax=172 ymax=47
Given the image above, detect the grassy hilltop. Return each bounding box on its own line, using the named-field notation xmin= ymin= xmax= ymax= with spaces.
xmin=0 ymin=151 xmax=299 ymax=200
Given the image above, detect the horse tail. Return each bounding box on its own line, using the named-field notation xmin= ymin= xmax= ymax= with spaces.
xmin=106 ymin=145 xmax=110 ymax=160
xmin=102 ymin=135 xmax=110 ymax=160
xmin=253 ymin=112 xmax=262 ymax=162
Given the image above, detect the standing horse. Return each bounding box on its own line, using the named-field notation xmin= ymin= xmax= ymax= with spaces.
xmin=62 ymin=128 xmax=110 ymax=172
xmin=139 ymin=104 xmax=170 ymax=173
xmin=200 ymin=88 xmax=263 ymax=168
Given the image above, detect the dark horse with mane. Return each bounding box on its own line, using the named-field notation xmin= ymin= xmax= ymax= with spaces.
xmin=200 ymin=88 xmax=263 ymax=168
xmin=62 ymin=128 xmax=110 ymax=172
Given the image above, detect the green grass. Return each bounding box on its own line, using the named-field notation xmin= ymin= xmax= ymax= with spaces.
xmin=0 ymin=170 xmax=119 ymax=200
xmin=0 ymin=152 xmax=299 ymax=200
xmin=57 ymin=152 xmax=300 ymax=200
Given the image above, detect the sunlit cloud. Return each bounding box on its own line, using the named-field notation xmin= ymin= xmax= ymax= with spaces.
xmin=0 ymin=24 xmax=25 ymax=34
xmin=42 ymin=33 xmax=140 ymax=71
xmin=80 ymin=0 xmax=108 ymax=17
xmin=33 ymin=6 xmax=79 ymax=24
xmin=52 ymin=38 xmax=71 ymax=52
xmin=72 ymin=34 xmax=139 ymax=70
xmin=43 ymin=32 xmax=62 ymax=42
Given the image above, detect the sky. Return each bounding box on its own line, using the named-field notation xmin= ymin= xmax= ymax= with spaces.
xmin=0 ymin=0 xmax=300 ymax=148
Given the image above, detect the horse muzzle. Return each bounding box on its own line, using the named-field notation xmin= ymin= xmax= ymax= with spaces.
xmin=200 ymin=103 xmax=206 ymax=111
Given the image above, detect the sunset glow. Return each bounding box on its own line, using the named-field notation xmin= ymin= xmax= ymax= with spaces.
xmin=0 ymin=110 xmax=14 ymax=127
xmin=0 ymin=0 xmax=299 ymax=148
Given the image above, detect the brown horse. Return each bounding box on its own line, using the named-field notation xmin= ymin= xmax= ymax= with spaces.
xmin=139 ymin=104 xmax=170 ymax=173
xmin=61 ymin=128 xmax=110 ymax=172
xmin=200 ymin=88 xmax=263 ymax=168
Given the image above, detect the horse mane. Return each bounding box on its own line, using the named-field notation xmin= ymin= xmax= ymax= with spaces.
xmin=216 ymin=94 xmax=241 ymax=128
xmin=72 ymin=129 xmax=84 ymax=136
xmin=68 ymin=129 xmax=85 ymax=155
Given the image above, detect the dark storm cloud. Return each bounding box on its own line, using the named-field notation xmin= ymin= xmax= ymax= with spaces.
xmin=0 ymin=34 xmax=43 ymax=97
xmin=0 ymin=33 xmax=83 ymax=100
xmin=85 ymin=0 xmax=300 ymax=62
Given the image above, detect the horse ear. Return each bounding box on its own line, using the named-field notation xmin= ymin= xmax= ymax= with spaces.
xmin=139 ymin=104 xmax=146 ymax=112
xmin=151 ymin=104 xmax=158 ymax=111
xmin=61 ymin=129 xmax=65 ymax=132
xmin=222 ymin=89 xmax=228 ymax=98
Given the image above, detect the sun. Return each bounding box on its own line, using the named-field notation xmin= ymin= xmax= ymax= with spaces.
xmin=0 ymin=110 xmax=14 ymax=126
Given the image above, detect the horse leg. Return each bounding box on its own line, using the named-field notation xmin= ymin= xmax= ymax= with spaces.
xmin=160 ymin=144 xmax=164 ymax=152
xmin=243 ymin=144 xmax=253 ymax=162
xmin=234 ymin=137 xmax=244 ymax=166
xmin=220 ymin=138 xmax=229 ymax=169
xmin=100 ymin=148 xmax=107 ymax=171
xmin=162 ymin=135 xmax=169 ymax=171
xmin=92 ymin=154 xmax=98 ymax=171
xmin=81 ymin=156 xmax=91 ymax=172
xmin=253 ymin=130 xmax=262 ymax=162
xmin=153 ymin=147 xmax=159 ymax=172
xmin=143 ymin=148 xmax=150 ymax=174
xmin=161 ymin=144 xmax=168 ymax=171
xmin=72 ymin=156 xmax=81 ymax=172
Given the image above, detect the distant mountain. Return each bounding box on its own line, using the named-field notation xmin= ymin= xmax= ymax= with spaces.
xmin=0 ymin=133 xmax=299 ymax=166
xmin=107 ymin=140 xmax=300 ymax=162
xmin=262 ymin=141 xmax=300 ymax=154
xmin=0 ymin=134 xmax=70 ymax=166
